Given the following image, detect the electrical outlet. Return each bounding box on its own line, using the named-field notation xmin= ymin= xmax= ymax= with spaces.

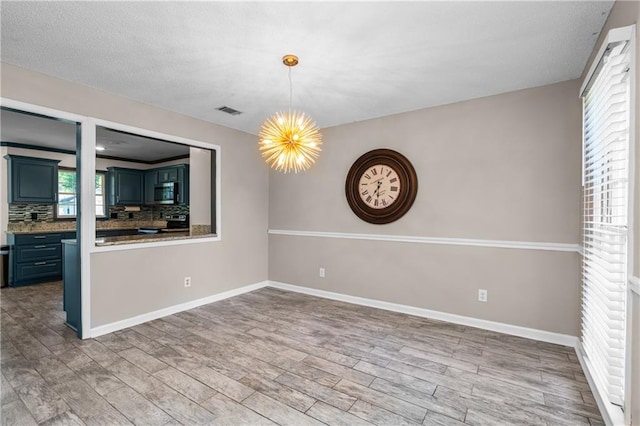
xmin=478 ymin=289 xmax=488 ymax=302
xmin=184 ymin=277 xmax=191 ymax=288
xmin=319 ymin=267 xmax=325 ymax=278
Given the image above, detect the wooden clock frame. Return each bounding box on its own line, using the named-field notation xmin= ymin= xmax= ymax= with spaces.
xmin=345 ymin=149 xmax=418 ymax=224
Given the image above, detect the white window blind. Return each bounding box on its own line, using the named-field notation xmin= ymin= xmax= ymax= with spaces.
xmin=581 ymin=39 xmax=630 ymax=408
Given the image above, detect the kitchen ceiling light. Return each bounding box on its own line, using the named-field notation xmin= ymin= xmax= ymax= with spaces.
xmin=258 ymin=54 xmax=322 ymax=173
xmin=95 ymin=146 xmax=106 ymax=151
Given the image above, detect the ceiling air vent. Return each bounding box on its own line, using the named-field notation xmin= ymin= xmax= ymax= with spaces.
xmin=216 ymin=106 xmax=242 ymax=116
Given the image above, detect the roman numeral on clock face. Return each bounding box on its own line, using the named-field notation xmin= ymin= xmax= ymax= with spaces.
xmin=390 ymin=177 xmax=398 ymax=183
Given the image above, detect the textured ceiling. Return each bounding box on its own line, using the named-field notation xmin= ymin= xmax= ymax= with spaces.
xmin=1 ymin=1 xmax=613 ymax=135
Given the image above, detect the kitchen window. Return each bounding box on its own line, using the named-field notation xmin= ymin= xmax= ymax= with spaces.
xmin=57 ymin=168 xmax=107 ymax=218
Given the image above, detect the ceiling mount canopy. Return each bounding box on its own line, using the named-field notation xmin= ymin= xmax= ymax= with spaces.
xmin=258 ymin=54 xmax=322 ymax=173
xmin=282 ymin=54 xmax=299 ymax=67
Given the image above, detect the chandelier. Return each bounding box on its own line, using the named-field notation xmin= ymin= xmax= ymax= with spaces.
xmin=259 ymin=54 xmax=322 ymax=173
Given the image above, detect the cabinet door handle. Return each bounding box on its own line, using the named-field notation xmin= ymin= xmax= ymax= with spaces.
xmin=34 ymin=245 xmax=47 ymax=248
xmin=34 ymin=261 xmax=47 ymax=266
xmin=34 ymin=236 xmax=46 ymax=239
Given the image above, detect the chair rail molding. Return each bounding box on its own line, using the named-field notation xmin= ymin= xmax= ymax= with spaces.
xmin=268 ymin=229 xmax=580 ymax=253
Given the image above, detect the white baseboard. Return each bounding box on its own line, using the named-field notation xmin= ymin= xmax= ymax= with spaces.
xmin=89 ymin=278 xmax=578 ymax=347
xmin=267 ymin=281 xmax=579 ymax=347
xmin=575 ymin=343 xmax=626 ymax=426
xmin=89 ymin=281 xmax=269 ymax=338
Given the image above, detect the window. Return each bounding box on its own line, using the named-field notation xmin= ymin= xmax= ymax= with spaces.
xmin=57 ymin=169 xmax=107 ymax=218
xmin=580 ymin=27 xmax=632 ymax=411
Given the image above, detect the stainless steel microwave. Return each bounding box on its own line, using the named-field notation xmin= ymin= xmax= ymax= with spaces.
xmin=154 ymin=182 xmax=179 ymax=204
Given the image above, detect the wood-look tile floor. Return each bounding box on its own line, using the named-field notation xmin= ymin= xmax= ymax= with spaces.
xmin=1 ymin=282 xmax=603 ymax=425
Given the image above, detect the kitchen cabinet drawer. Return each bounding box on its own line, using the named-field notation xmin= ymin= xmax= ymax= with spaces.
xmin=15 ymin=244 xmax=61 ymax=263
xmin=14 ymin=233 xmax=63 ymax=246
xmin=15 ymin=260 xmax=62 ymax=282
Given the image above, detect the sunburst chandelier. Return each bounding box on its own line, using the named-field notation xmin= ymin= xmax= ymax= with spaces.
xmin=259 ymin=54 xmax=322 ymax=173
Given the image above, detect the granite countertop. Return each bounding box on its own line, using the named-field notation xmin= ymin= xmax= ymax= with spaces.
xmin=7 ymin=220 xmax=168 ymax=235
xmin=95 ymin=232 xmax=213 ymax=246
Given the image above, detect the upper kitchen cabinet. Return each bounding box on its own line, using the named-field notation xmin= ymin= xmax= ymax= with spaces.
xmin=157 ymin=166 xmax=179 ymax=183
xmin=143 ymin=165 xmax=189 ymax=205
xmin=178 ymin=165 xmax=189 ymax=205
xmin=108 ymin=167 xmax=144 ymax=205
xmin=144 ymin=169 xmax=157 ymax=206
xmin=5 ymin=155 xmax=60 ymax=203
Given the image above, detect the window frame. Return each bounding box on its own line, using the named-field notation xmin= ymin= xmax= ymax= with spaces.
xmin=55 ymin=167 xmax=108 ymax=220
xmin=579 ymin=24 xmax=636 ymax=426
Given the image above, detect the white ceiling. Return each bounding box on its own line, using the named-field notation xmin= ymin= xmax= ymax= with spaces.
xmin=1 ymin=1 xmax=613 ymax=135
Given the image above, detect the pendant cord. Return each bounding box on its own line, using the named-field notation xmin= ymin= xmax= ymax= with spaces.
xmin=288 ymin=66 xmax=293 ymax=112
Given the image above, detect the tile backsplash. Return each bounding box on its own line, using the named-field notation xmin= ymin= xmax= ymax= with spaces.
xmin=8 ymin=203 xmax=189 ymax=223
xmin=8 ymin=204 xmax=54 ymax=223
xmin=109 ymin=205 xmax=189 ymax=221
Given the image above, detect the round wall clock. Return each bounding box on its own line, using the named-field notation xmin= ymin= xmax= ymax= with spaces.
xmin=345 ymin=149 xmax=418 ymax=224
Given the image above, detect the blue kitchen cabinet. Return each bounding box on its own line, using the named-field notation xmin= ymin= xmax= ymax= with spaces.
xmin=157 ymin=166 xmax=179 ymax=183
xmin=62 ymin=239 xmax=81 ymax=337
xmin=143 ymin=164 xmax=189 ymax=205
xmin=8 ymin=232 xmax=64 ymax=286
xmin=177 ymin=165 xmax=189 ymax=205
xmin=108 ymin=167 xmax=144 ymax=205
xmin=144 ymin=169 xmax=157 ymax=206
xmin=4 ymin=155 xmax=60 ymax=204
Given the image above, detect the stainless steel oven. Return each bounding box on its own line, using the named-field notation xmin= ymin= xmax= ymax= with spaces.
xmin=154 ymin=182 xmax=179 ymax=205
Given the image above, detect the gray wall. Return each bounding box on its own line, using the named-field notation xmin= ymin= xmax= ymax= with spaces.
xmin=269 ymin=79 xmax=583 ymax=336
xmin=1 ymin=62 xmax=269 ymax=328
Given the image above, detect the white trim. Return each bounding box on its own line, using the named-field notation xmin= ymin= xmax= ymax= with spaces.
xmin=89 ymin=281 xmax=269 ymax=338
xmin=268 ymin=229 xmax=580 ymax=253
xmin=575 ymin=343 xmax=626 ymax=426
xmin=90 ymin=235 xmax=220 ymax=253
xmin=79 ymin=119 xmax=96 ymax=339
xmin=91 ymin=118 xmax=221 ymax=151
xmin=630 ymin=276 xmax=640 ymax=296
xmin=90 ymin=117 xmax=222 ymax=242
xmin=581 ymin=25 xmax=635 ymax=96
xmin=1 ymin=98 xmax=88 ymax=123
xmin=268 ymin=281 xmax=578 ymax=347
xmin=624 ymin=25 xmax=636 ymax=426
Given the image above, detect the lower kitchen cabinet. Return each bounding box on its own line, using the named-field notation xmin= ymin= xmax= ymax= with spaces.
xmin=62 ymin=240 xmax=81 ymax=337
xmin=7 ymin=233 xmax=65 ymax=287
xmin=7 ymin=229 xmax=139 ymax=286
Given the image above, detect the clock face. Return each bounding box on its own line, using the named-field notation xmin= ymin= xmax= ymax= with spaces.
xmin=345 ymin=149 xmax=418 ymax=224
xmin=357 ymin=164 xmax=401 ymax=209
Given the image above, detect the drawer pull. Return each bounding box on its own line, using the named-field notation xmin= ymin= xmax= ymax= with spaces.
xmin=34 ymin=236 xmax=47 ymax=239
xmin=34 ymin=261 xmax=47 ymax=266
xmin=34 ymin=245 xmax=47 ymax=249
